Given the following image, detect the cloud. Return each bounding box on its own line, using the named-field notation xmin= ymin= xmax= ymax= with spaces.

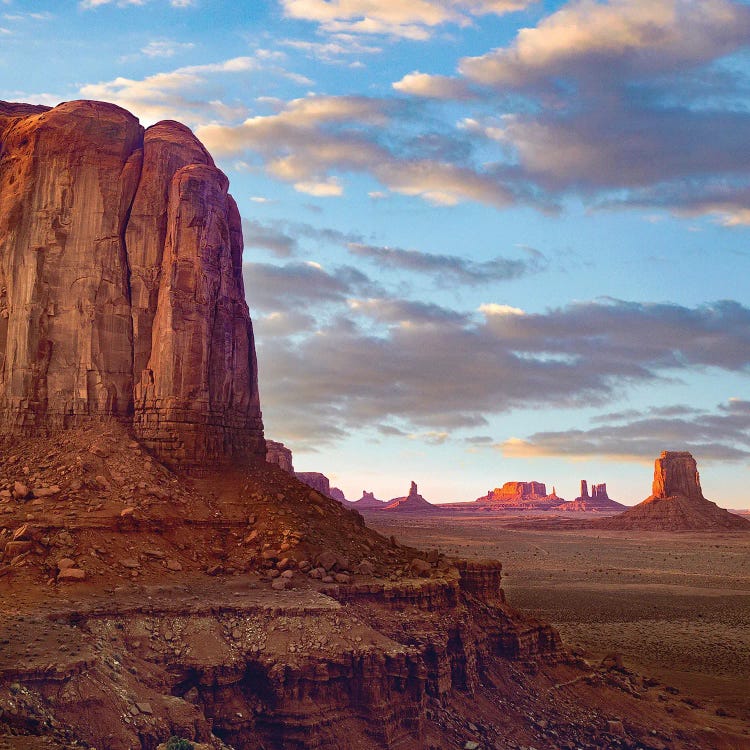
xmin=393 ymin=71 xmax=473 ymax=99
xmin=280 ymin=0 xmax=533 ymax=40
xmin=459 ymin=0 xmax=750 ymax=88
xmin=255 ymin=295 xmax=750 ymax=449
xmin=384 ymin=0 xmax=750 ymax=218
xmin=500 ymin=400 xmax=750 ymax=464
xmin=79 ymin=57 xmax=259 ymax=125
xmin=140 ymin=39 xmax=195 ymax=58
xmin=197 ymin=94 xmax=517 ymax=206
xmin=78 ymin=55 xmax=312 ymax=127
xmin=349 ymin=242 xmax=547 ymax=284
xmin=80 ymin=0 xmax=195 ymax=7
xmin=281 ymin=36 xmax=382 ymax=63
xmin=242 ymin=219 xmax=299 ymax=257
xmin=243 ymin=261 xmax=380 ymax=312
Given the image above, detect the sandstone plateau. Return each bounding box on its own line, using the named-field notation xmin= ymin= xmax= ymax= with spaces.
xmin=601 ymin=451 xmax=750 ymax=531
xmin=0 ymin=100 xmax=263 ymax=471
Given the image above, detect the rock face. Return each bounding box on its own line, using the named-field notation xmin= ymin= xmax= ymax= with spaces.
xmin=266 ymin=440 xmax=294 ymax=473
xmin=477 ymin=481 xmax=563 ymax=510
xmin=557 ymin=480 xmax=626 ymax=512
xmin=601 ymin=451 xmax=750 ymax=531
xmin=384 ymin=481 xmax=435 ymax=512
xmin=295 ymin=471 xmax=347 ymax=503
xmin=0 ymin=100 xmax=264 ymax=469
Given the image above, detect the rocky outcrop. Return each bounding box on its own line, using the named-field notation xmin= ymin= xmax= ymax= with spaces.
xmin=266 ymin=440 xmax=294 ymax=473
xmin=384 ymin=481 xmax=435 ymax=512
xmin=295 ymin=471 xmax=347 ymax=503
xmin=600 ymin=451 xmax=750 ymax=531
xmin=477 ymin=481 xmax=563 ymax=510
xmin=0 ymin=100 xmax=264 ymax=469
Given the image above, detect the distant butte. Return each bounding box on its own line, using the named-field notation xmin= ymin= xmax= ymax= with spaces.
xmin=384 ymin=481 xmax=435 ymax=512
xmin=557 ymin=480 xmax=626 ymax=512
xmin=600 ymin=451 xmax=750 ymax=531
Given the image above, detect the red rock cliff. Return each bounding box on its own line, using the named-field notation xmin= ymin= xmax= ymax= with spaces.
xmin=0 ymin=100 xmax=264 ymax=469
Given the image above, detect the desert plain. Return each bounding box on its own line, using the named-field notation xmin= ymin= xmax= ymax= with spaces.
xmin=366 ymin=513 xmax=750 ymax=722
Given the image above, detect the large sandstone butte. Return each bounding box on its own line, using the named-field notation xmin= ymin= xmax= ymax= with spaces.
xmin=0 ymin=100 xmax=263 ymax=470
xmin=601 ymin=451 xmax=750 ymax=531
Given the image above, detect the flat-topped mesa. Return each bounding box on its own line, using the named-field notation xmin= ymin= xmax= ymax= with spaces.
xmin=651 ymin=450 xmax=704 ymax=501
xmin=0 ymin=99 xmax=264 ymax=469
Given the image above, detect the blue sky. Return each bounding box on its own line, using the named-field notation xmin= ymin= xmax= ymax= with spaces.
xmin=2 ymin=0 xmax=750 ymax=507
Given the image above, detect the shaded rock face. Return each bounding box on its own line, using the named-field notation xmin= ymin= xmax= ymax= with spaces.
xmin=651 ymin=451 xmax=703 ymax=501
xmin=294 ymin=471 xmax=347 ymax=503
xmin=265 ymin=440 xmax=294 ymax=474
xmin=0 ymin=100 xmax=264 ymax=469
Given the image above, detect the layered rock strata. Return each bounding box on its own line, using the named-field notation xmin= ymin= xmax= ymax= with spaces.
xmin=0 ymin=100 xmax=264 ymax=469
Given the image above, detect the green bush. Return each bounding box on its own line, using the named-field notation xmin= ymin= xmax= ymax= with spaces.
xmin=165 ymin=737 xmax=194 ymax=750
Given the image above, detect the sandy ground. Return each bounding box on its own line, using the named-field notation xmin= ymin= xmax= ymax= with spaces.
xmin=365 ymin=513 xmax=750 ymax=720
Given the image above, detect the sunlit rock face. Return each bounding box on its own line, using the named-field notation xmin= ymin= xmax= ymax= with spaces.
xmin=651 ymin=451 xmax=703 ymax=501
xmin=600 ymin=451 xmax=750 ymax=531
xmin=0 ymin=100 xmax=264 ymax=469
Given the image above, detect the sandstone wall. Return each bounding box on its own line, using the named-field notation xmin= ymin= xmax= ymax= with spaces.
xmin=0 ymin=100 xmax=264 ymax=469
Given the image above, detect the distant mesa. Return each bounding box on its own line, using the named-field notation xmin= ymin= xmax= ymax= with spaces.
xmin=556 ymin=480 xmax=626 ymax=512
xmin=265 ymin=440 xmax=294 ymax=474
xmin=476 ymin=481 xmax=564 ymax=510
xmin=600 ymin=451 xmax=750 ymax=531
xmin=350 ymin=490 xmax=387 ymax=510
xmin=384 ymin=481 xmax=435 ymax=512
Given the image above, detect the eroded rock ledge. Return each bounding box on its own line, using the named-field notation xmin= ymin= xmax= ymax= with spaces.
xmin=0 ymin=100 xmax=263 ymax=469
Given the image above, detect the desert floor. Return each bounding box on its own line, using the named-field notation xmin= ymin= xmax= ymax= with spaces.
xmin=365 ymin=513 xmax=750 ymax=721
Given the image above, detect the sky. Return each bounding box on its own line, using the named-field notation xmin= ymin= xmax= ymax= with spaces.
xmin=2 ymin=0 xmax=750 ymax=507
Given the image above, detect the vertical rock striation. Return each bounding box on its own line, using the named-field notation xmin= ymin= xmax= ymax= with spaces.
xmin=0 ymin=100 xmax=264 ymax=469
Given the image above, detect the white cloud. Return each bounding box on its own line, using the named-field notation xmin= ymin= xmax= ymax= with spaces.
xmin=393 ymin=71 xmax=472 ymax=99
xmin=280 ymin=0 xmax=533 ymax=39
xmin=459 ymin=0 xmax=750 ymax=87
xmin=79 ymin=56 xmax=266 ymax=126
xmin=140 ymin=39 xmax=195 ymax=58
